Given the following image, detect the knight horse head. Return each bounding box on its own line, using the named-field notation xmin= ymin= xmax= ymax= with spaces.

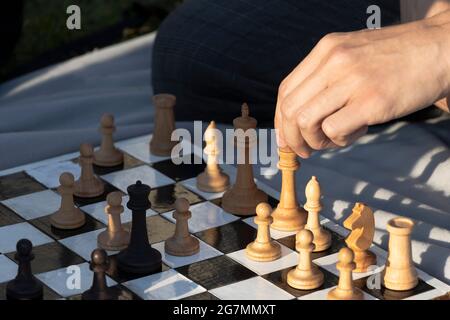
xmin=343 ymin=203 xmax=375 ymax=252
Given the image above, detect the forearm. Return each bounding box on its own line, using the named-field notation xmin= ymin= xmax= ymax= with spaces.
xmin=424 ymin=8 xmax=450 ymax=112
xmin=401 ymin=0 xmax=450 ymax=22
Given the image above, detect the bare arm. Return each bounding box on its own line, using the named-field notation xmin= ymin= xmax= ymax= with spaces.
xmin=402 ymin=0 xmax=450 ymax=112
xmin=401 ymin=0 xmax=450 ymax=21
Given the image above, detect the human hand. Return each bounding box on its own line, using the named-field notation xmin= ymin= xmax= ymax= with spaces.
xmin=275 ymin=10 xmax=450 ymax=158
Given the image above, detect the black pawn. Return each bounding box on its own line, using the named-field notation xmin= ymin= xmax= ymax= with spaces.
xmin=117 ymin=180 xmax=162 ymax=274
xmin=82 ymin=249 xmax=117 ymax=300
xmin=6 ymin=239 xmax=43 ymax=300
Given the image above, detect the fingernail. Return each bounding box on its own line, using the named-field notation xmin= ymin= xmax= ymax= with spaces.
xmin=298 ymin=151 xmax=311 ymax=159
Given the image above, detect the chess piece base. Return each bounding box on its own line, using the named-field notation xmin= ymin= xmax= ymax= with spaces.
xmin=94 ymin=149 xmax=124 ymax=167
xmin=327 ymin=287 xmax=364 ymax=300
xmin=81 ymin=288 xmax=119 ymax=300
xmin=383 ymin=267 xmax=418 ymax=291
xmin=6 ymin=280 xmax=43 ymax=300
xmin=165 ymin=236 xmax=200 ymax=256
xmin=222 ymin=187 xmax=268 ymax=216
xmin=117 ymin=246 xmax=162 ymax=274
xmin=271 ymin=206 xmax=307 ymax=231
xmin=287 ymin=267 xmax=324 ymax=290
xmin=6 ymin=280 xmax=44 ymax=300
xmin=74 ymin=180 xmax=104 ymax=198
xmin=245 ymin=241 xmax=281 ymax=262
xmin=382 ymin=288 xmax=415 ymax=300
xmin=98 ymin=230 xmax=130 ymax=251
xmin=353 ymin=250 xmax=377 ymax=273
xmin=196 ymin=171 xmax=229 ymax=193
xmin=50 ymin=208 xmax=86 ymax=230
xmin=150 ymin=141 xmax=176 ymax=157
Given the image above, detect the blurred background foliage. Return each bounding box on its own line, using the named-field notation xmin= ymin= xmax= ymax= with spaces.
xmin=0 ymin=0 xmax=182 ymax=82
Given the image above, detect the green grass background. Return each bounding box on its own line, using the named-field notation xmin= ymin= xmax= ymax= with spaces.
xmin=1 ymin=0 xmax=181 ymax=81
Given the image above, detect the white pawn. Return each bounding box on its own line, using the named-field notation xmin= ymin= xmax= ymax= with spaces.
xmin=97 ymin=192 xmax=130 ymax=251
xmin=245 ymin=203 xmax=281 ymax=262
xmin=287 ymin=229 xmax=324 ymax=290
xmin=327 ymin=247 xmax=364 ymax=300
xmin=50 ymin=173 xmax=85 ymax=229
xmin=94 ymin=114 xmax=124 ymax=167
xmin=164 ymin=198 xmax=200 ymax=256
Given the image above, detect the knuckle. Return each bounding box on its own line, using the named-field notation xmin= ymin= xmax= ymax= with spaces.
xmin=281 ymin=96 xmax=298 ymax=119
xmin=322 ymin=118 xmax=342 ymax=141
xmin=297 ymin=110 xmax=314 ymax=130
xmin=319 ymin=32 xmax=341 ymax=49
xmin=328 ymin=45 xmax=353 ymax=66
xmin=278 ymin=80 xmax=289 ymax=100
xmin=322 ymin=119 xmax=350 ymax=147
xmin=274 ymin=114 xmax=280 ymax=129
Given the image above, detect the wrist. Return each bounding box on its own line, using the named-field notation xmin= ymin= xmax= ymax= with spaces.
xmin=424 ymin=10 xmax=450 ymax=102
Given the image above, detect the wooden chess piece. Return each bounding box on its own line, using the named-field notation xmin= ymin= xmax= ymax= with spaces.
xmin=343 ymin=203 xmax=376 ymax=272
xmin=50 ymin=172 xmax=86 ymax=229
xmin=327 ymin=247 xmax=364 ymax=300
xmin=150 ymin=93 xmax=177 ymax=156
xmin=82 ymin=248 xmax=118 ymax=300
xmin=94 ymin=113 xmax=124 ymax=167
xmin=165 ymin=198 xmax=200 ymax=256
xmin=74 ymin=143 xmax=105 ymax=198
xmin=304 ymin=176 xmax=331 ymax=251
xmin=117 ymin=181 xmax=162 ymax=274
xmin=245 ymin=202 xmax=281 ymax=262
xmin=196 ymin=121 xmax=229 ymax=192
xmin=6 ymin=239 xmax=43 ymax=300
xmin=221 ymin=103 xmax=268 ymax=215
xmin=383 ymin=217 xmax=418 ymax=291
xmin=98 ymin=192 xmax=130 ymax=251
xmin=287 ymin=229 xmax=324 ymax=290
xmin=271 ymin=147 xmax=307 ymax=231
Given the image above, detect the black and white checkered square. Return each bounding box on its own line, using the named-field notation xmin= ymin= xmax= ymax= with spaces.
xmin=0 ymin=134 xmax=448 ymax=301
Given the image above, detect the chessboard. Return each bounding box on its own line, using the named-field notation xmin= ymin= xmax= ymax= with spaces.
xmin=0 ymin=133 xmax=448 ymax=301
